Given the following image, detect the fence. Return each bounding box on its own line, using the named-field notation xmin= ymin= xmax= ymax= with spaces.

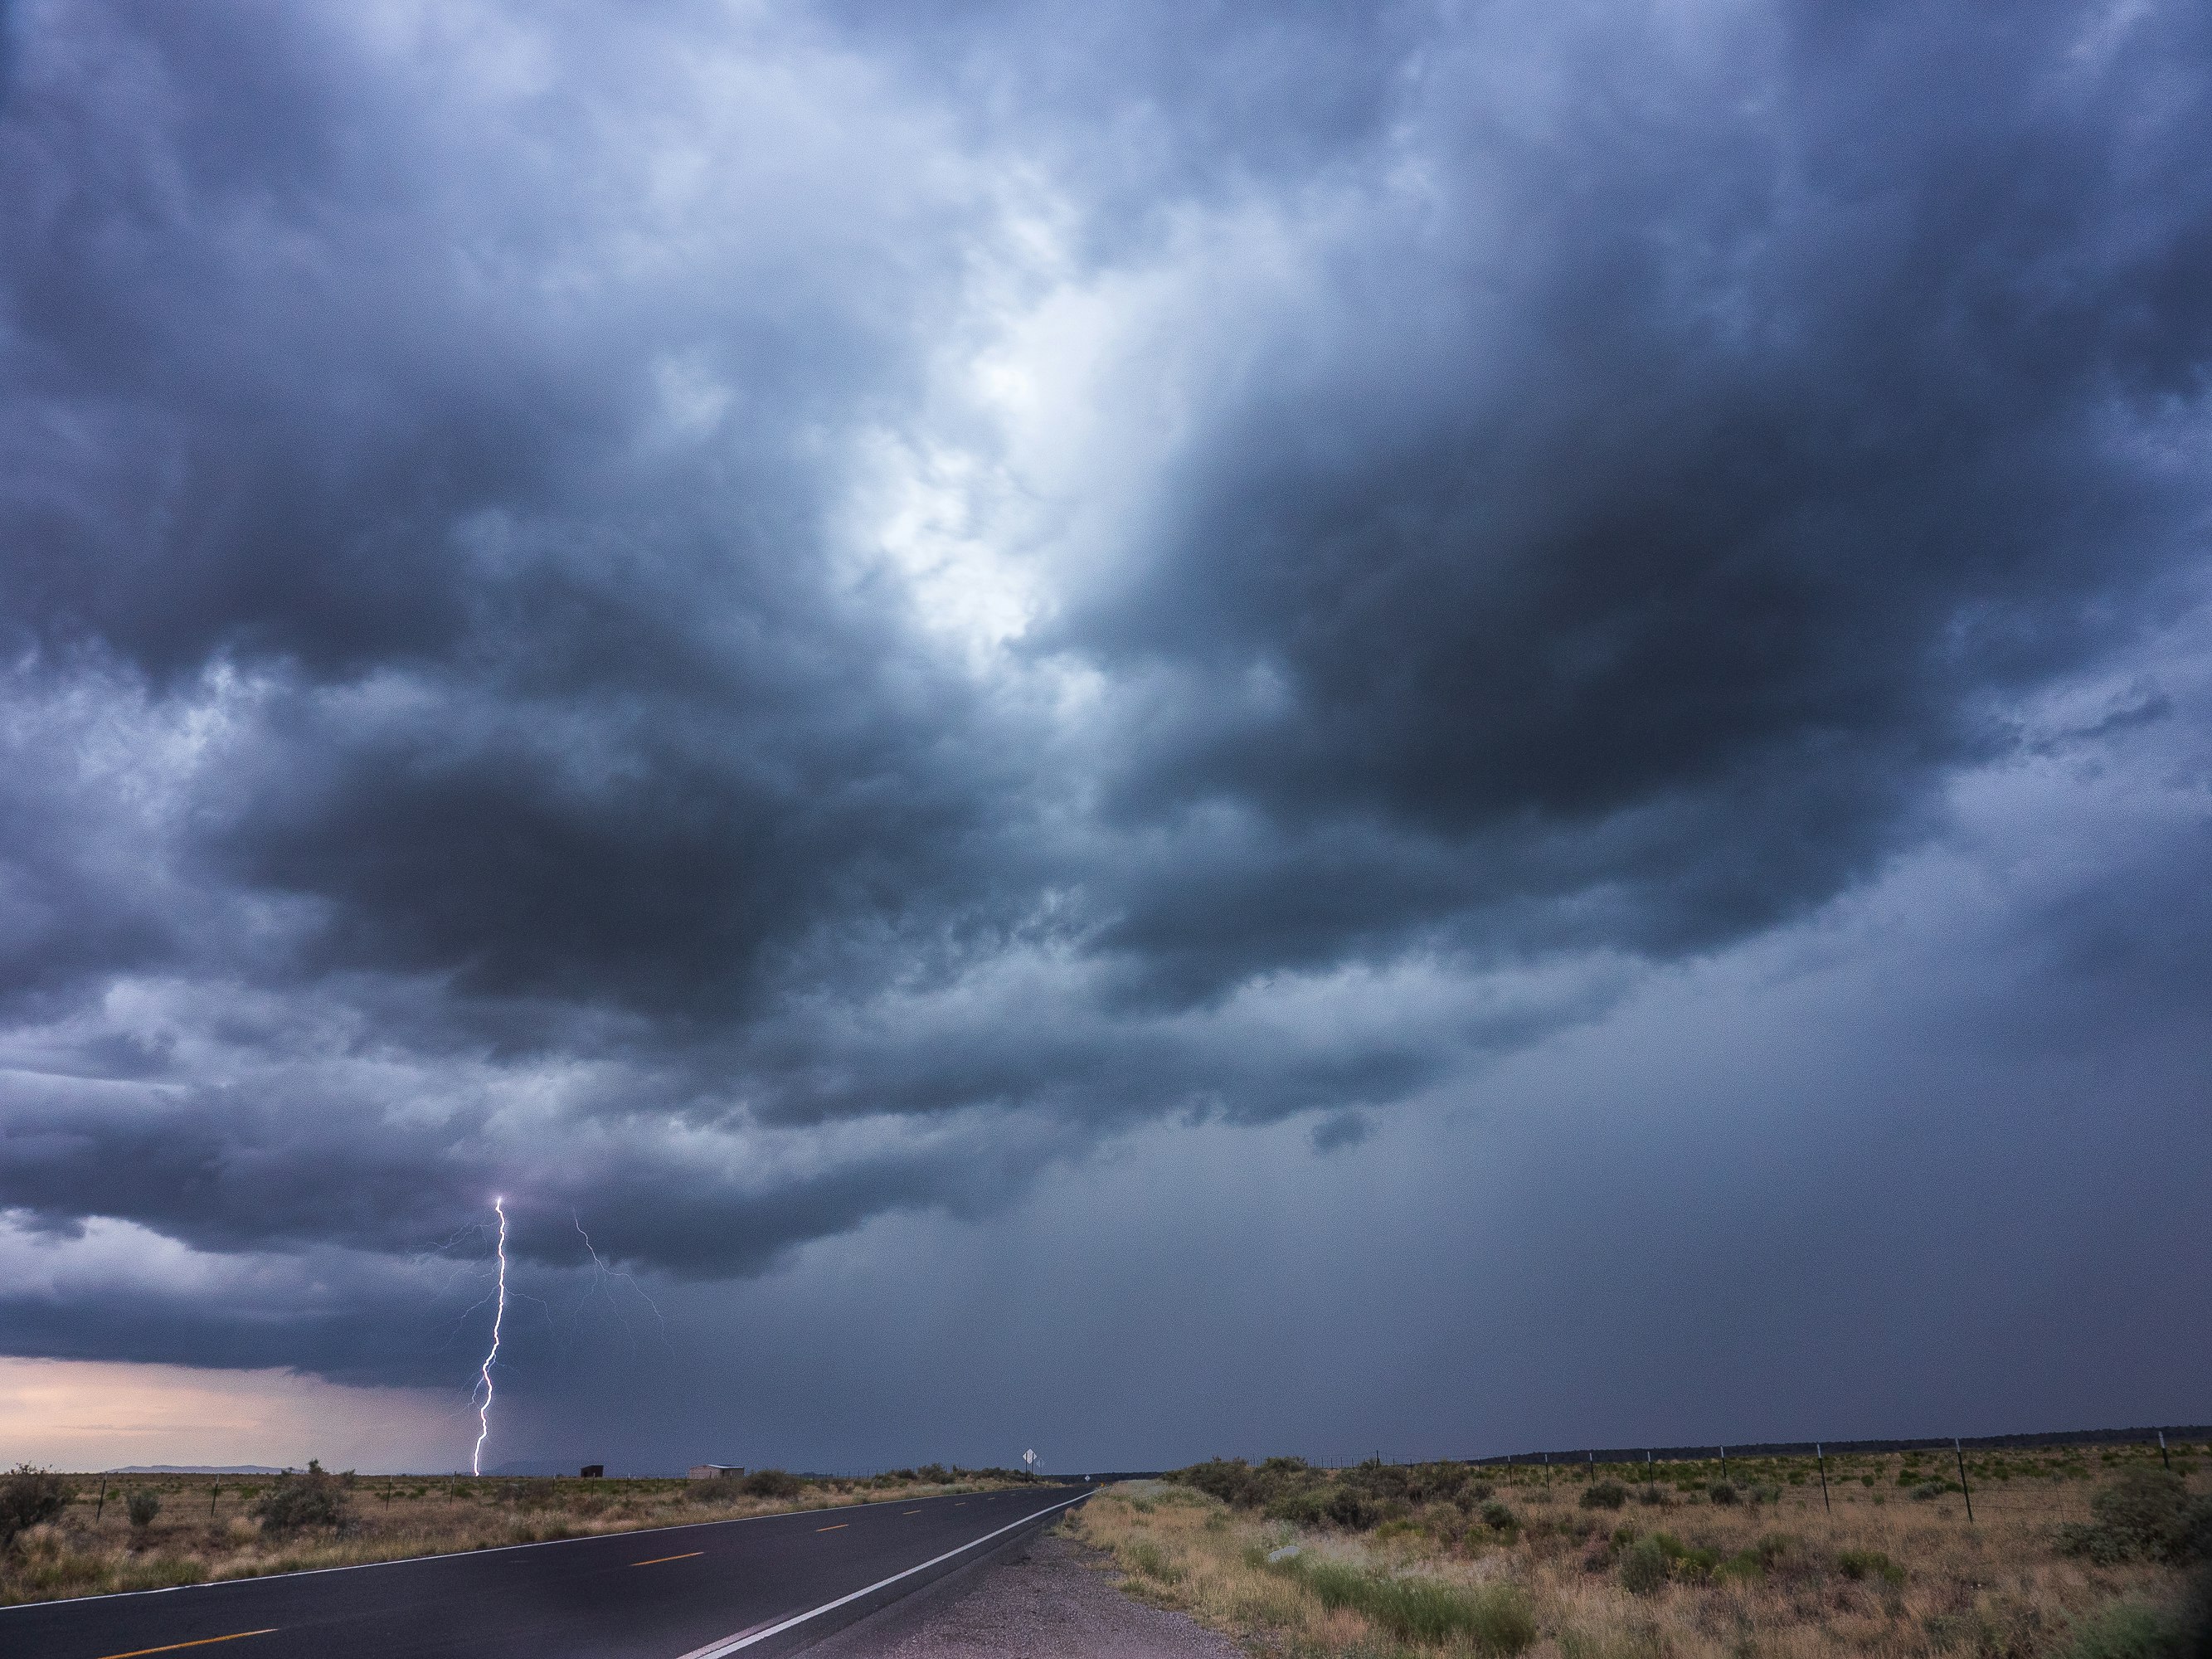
xmin=1456 ymin=1423 xmax=2212 ymax=1467
xmin=1239 ymin=1423 xmax=2210 ymax=1474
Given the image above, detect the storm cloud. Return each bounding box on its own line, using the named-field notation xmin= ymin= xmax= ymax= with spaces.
xmin=1 ymin=0 xmax=2208 ymax=1460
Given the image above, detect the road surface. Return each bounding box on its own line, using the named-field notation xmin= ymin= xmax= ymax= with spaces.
xmin=2 ymin=1486 xmax=1090 ymax=1659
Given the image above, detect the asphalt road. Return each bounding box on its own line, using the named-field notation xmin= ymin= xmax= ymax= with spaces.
xmin=2 ymin=1486 xmax=1091 ymax=1659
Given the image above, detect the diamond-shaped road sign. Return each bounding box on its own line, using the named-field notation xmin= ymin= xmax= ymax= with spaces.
xmin=1023 ymin=1449 xmax=1037 ymax=1467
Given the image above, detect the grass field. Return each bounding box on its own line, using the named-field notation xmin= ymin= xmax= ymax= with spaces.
xmin=1068 ymin=1443 xmax=2211 ymax=1659
xmin=0 ymin=1463 xmax=1036 ymax=1607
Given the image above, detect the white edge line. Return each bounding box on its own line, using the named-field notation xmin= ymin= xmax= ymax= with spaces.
xmin=674 ymin=1491 xmax=1090 ymax=1659
xmin=0 ymin=1486 xmax=1071 ymax=1614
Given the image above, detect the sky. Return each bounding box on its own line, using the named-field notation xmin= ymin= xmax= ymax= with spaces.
xmin=0 ymin=0 xmax=2208 ymax=1477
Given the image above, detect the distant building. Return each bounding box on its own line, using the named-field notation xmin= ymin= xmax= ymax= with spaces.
xmin=688 ymin=1464 xmax=745 ymax=1480
xmin=579 ymin=1464 xmax=605 ymax=1478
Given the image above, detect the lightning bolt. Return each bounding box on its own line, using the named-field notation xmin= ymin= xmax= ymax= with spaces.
xmin=471 ymin=1195 xmax=508 ymax=1477
xmin=574 ymin=1211 xmax=672 ymax=1352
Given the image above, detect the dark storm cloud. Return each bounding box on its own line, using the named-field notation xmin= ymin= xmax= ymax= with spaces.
xmin=1 ymin=0 xmax=1023 ymax=1020
xmin=0 ymin=1075 xmax=1016 ymax=1282
xmin=1056 ymin=0 xmax=2212 ymax=990
xmin=0 ymin=0 xmax=2208 ymax=1397
xmin=0 ymin=1245 xmax=465 ymax=1384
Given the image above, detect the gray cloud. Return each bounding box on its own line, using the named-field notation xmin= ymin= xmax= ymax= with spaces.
xmin=0 ymin=0 xmax=2208 ymax=1452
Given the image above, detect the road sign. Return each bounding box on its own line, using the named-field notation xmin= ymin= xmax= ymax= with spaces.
xmin=1023 ymin=1449 xmax=1037 ymax=1467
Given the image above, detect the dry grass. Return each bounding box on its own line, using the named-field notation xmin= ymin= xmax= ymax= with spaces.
xmin=0 ymin=1467 xmax=1037 ymax=1607
xmin=1067 ymin=1444 xmax=2208 ymax=1659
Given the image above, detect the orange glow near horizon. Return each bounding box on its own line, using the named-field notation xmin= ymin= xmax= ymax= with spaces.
xmin=0 ymin=1356 xmax=468 ymax=1473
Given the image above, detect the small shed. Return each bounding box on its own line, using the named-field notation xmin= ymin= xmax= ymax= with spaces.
xmin=579 ymin=1464 xmax=605 ymax=1478
xmin=688 ymin=1464 xmax=745 ymax=1481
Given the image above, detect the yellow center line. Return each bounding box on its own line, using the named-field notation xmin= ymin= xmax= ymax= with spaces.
xmin=632 ymin=1550 xmax=705 ymax=1566
xmin=91 ymin=1633 xmax=279 ymax=1659
xmin=816 ymin=1522 xmax=848 ymax=1532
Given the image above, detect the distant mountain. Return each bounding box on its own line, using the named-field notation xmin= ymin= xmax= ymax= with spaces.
xmin=108 ymin=1465 xmax=289 ymax=1475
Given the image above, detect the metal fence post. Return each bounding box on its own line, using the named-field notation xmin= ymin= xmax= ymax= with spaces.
xmin=2160 ymin=1430 xmax=2171 ymax=1471
xmin=1954 ymin=1438 xmax=1974 ymax=1524
xmin=1816 ymin=1443 xmax=1830 ymax=1515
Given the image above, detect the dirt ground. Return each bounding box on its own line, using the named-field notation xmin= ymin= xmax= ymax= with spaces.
xmin=812 ymin=1528 xmax=1245 ymax=1658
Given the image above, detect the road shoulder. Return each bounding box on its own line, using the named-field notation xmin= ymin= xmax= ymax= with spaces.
xmin=804 ymin=1526 xmax=1247 ymax=1658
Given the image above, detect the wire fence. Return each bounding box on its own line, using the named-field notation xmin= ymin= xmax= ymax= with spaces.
xmin=1242 ymin=1422 xmax=2210 ymax=1473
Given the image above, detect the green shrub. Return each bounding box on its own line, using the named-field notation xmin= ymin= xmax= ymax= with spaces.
xmin=1263 ymin=1486 xmax=1331 ymax=1527
xmin=1582 ymin=1481 xmax=1629 ymax=1510
xmin=0 ymin=1466 xmax=69 ymax=1550
xmin=253 ymin=1461 xmax=352 ymax=1536
xmin=1646 ymin=1533 xmax=1722 ymax=1584
xmin=1714 ymin=1535 xmax=1798 ymax=1583
xmin=1838 ymin=1548 xmax=1905 ymax=1586
xmin=1480 ymin=1500 xmax=1518 ymax=1531
xmin=2178 ymin=1500 xmax=2212 ymax=1564
xmin=1325 ymin=1486 xmax=1388 ymax=1530
xmin=1126 ymin=1540 xmax=1183 ymax=1584
xmin=742 ymin=1468 xmax=803 ymax=1499
xmin=1709 ymin=1481 xmax=1739 ymax=1506
xmin=1620 ymin=1536 xmax=1671 ymax=1594
xmin=1286 ymin=1557 xmax=1534 ymax=1653
xmin=126 ymin=1489 xmax=162 ymax=1530
xmin=2063 ymin=1600 xmax=2189 ymax=1659
xmin=1177 ymin=1458 xmax=1262 ymax=1506
xmin=1637 ymin=1483 xmax=1668 ymax=1506
xmin=2059 ymin=1471 xmax=2212 ymax=1565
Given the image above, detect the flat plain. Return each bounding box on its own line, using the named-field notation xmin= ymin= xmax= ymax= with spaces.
xmin=1069 ymin=1443 xmax=2210 ymax=1659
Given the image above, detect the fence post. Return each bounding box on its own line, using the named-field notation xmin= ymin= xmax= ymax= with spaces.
xmin=2160 ymin=1431 xmax=2171 ymax=1471
xmin=1816 ymin=1443 xmax=1830 ymax=1515
xmin=1543 ymin=1452 xmax=1549 ymax=1491
xmin=1720 ymin=1446 xmax=1728 ymax=1481
xmin=1954 ymin=1438 xmax=1974 ymax=1524
xmin=210 ymin=1477 xmax=220 ymax=1519
xmin=95 ymin=1476 xmax=107 ymax=1522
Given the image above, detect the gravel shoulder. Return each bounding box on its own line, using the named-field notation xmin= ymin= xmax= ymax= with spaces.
xmin=807 ymin=1525 xmax=1247 ymax=1658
